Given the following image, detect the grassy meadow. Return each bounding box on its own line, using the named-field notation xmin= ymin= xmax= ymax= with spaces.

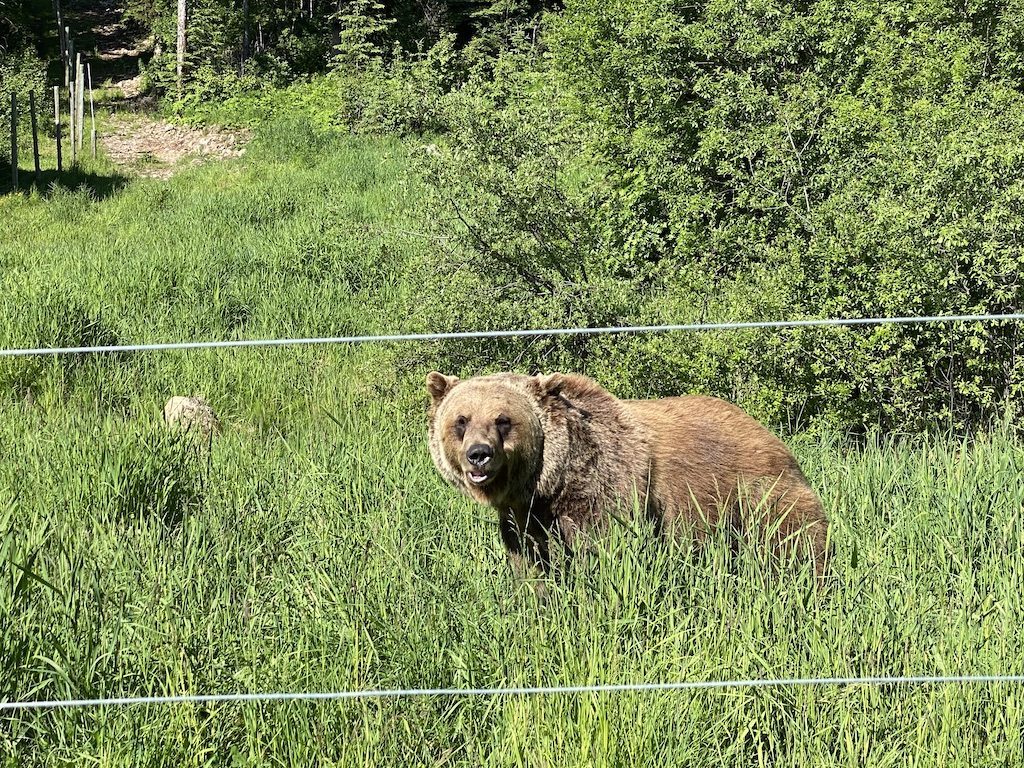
xmin=2 ymin=121 xmax=1024 ymax=767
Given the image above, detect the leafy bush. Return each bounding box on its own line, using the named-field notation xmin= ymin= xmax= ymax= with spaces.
xmin=0 ymin=49 xmax=48 ymax=165
xmin=400 ymin=53 xmax=626 ymax=375
xmin=335 ymin=34 xmax=465 ymax=136
xmin=405 ymin=0 xmax=1024 ymax=434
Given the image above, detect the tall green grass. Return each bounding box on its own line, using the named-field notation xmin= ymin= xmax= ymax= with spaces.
xmin=1 ymin=119 xmax=1023 ymax=766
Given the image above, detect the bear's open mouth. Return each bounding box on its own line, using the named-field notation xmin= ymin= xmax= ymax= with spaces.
xmin=466 ymin=469 xmax=493 ymax=486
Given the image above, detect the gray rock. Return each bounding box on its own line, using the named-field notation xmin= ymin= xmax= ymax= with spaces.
xmin=163 ymin=396 xmax=219 ymax=436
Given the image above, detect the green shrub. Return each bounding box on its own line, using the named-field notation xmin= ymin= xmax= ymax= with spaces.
xmin=0 ymin=49 xmax=48 ymax=166
xmin=405 ymin=0 xmax=1024 ymax=434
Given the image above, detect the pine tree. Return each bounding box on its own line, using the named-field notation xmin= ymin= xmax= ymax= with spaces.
xmin=333 ymin=0 xmax=395 ymax=70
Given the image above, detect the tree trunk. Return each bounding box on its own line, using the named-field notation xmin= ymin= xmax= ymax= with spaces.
xmin=241 ymin=0 xmax=250 ymax=74
xmin=176 ymin=0 xmax=187 ymax=98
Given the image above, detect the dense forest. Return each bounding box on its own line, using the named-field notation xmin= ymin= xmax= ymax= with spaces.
xmin=3 ymin=0 xmax=1023 ymax=433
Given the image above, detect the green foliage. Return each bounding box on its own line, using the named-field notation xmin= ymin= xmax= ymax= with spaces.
xmin=192 ymin=30 xmax=466 ymax=135
xmin=461 ymin=0 xmax=548 ymax=63
xmin=0 ymin=50 xmax=48 ymax=165
xmin=149 ymin=0 xmax=559 ymax=109
xmin=139 ymin=0 xmax=340 ymax=102
xmin=335 ymin=33 xmax=464 ymax=135
xmin=334 ymin=0 xmax=396 ymax=70
xmin=403 ymin=52 xmax=627 ymax=375
xmin=403 ymin=0 xmax=1024 ymax=433
xmin=9 ymin=0 xmax=1020 ymax=433
xmin=2 ymin=94 xmax=1024 ymax=766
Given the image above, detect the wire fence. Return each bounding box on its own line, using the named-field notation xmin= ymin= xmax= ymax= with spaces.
xmin=1 ymin=312 xmax=1023 ymax=358
xmin=3 ymin=310 xmax=1023 ymax=715
xmin=3 ymin=674 xmax=1024 ymax=712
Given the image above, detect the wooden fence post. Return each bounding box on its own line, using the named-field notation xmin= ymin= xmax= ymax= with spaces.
xmin=69 ymin=81 xmax=76 ymax=164
xmin=87 ymin=63 xmax=96 ymax=159
xmin=53 ymin=86 xmax=62 ymax=172
xmin=66 ymin=31 xmax=73 ymax=88
xmin=29 ymin=90 xmax=41 ymax=182
xmin=53 ymin=0 xmax=66 ymax=82
xmin=76 ymin=54 xmax=85 ymax=157
xmin=10 ymin=92 xmax=18 ymax=190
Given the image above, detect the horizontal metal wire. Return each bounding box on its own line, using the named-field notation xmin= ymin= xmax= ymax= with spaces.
xmin=1 ymin=313 xmax=1023 ymax=358
xmin=3 ymin=674 xmax=1024 ymax=712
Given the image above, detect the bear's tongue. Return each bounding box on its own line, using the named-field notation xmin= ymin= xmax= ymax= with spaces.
xmin=467 ymin=470 xmax=489 ymax=484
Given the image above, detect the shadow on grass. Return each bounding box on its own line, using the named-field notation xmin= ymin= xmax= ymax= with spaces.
xmin=0 ymin=164 xmax=131 ymax=200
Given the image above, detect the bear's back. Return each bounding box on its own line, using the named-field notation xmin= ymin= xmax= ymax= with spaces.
xmin=624 ymin=395 xmax=799 ymax=472
xmin=623 ymin=395 xmax=818 ymax=532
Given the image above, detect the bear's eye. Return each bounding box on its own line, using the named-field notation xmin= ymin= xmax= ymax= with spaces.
xmin=453 ymin=415 xmax=468 ymax=436
xmin=495 ymin=415 xmax=512 ymax=437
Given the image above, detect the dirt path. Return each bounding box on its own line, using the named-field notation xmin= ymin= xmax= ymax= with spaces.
xmin=102 ymin=116 xmax=249 ymax=179
xmin=67 ymin=0 xmax=150 ymax=98
xmin=65 ymin=0 xmax=250 ymax=179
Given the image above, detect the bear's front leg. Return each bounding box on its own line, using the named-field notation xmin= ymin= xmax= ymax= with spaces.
xmin=500 ymin=512 xmax=552 ymax=595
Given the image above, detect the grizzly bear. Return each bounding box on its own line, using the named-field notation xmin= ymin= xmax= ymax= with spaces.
xmin=426 ymin=371 xmax=828 ymax=578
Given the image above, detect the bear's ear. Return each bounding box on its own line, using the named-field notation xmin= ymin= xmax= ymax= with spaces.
xmin=426 ymin=371 xmax=459 ymax=405
xmin=534 ymin=373 xmax=568 ymax=401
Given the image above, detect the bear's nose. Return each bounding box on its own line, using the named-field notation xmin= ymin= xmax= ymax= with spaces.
xmin=466 ymin=443 xmax=493 ymax=467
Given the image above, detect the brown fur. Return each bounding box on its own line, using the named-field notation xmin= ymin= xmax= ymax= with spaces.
xmin=426 ymin=371 xmax=828 ymax=577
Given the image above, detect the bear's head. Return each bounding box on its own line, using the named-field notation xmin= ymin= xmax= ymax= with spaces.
xmin=426 ymin=371 xmax=567 ymax=505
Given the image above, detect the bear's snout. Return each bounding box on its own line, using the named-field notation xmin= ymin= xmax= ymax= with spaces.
xmin=466 ymin=443 xmax=494 ymax=467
